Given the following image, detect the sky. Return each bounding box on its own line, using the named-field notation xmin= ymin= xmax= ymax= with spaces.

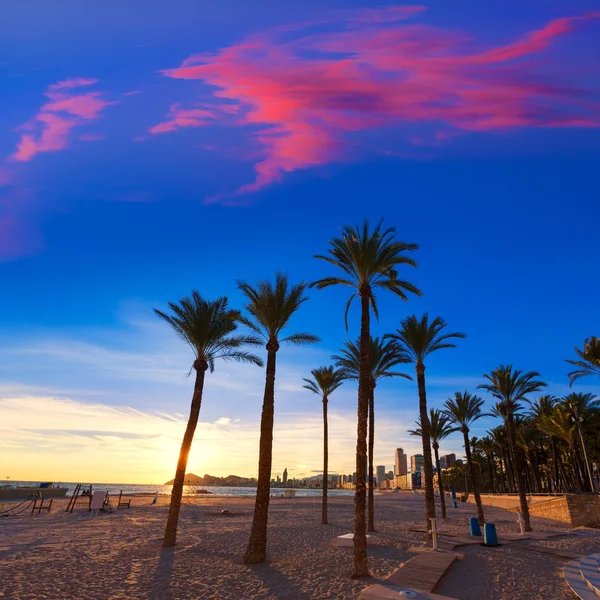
xmin=1 ymin=1 xmax=599 ymax=484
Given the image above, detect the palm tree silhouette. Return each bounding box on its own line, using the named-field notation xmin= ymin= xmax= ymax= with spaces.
xmin=479 ymin=365 xmax=546 ymax=531
xmin=409 ymin=408 xmax=457 ymax=519
xmin=312 ymin=220 xmax=420 ymax=577
xmin=155 ymin=293 xmax=262 ymax=547
xmin=334 ymin=336 xmax=411 ymax=531
xmin=239 ymin=273 xmax=319 ymax=564
xmin=387 ymin=314 xmax=465 ymax=534
xmin=444 ymin=391 xmax=486 ymax=525
xmin=565 ymin=336 xmax=600 ymax=385
xmin=303 ymin=366 xmax=346 ymax=524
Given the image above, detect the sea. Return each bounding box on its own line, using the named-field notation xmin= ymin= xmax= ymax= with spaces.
xmin=1 ymin=480 xmax=354 ymax=498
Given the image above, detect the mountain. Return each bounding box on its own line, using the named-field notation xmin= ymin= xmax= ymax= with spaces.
xmin=164 ymin=473 xmax=258 ymax=487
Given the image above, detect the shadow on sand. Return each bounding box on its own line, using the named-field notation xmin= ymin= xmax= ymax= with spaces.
xmin=149 ymin=546 xmax=175 ymax=600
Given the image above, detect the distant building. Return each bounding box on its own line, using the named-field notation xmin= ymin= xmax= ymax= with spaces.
xmin=283 ymin=468 xmax=288 ymax=484
xmin=439 ymin=454 xmax=456 ymax=470
xmin=376 ymin=465 xmax=386 ymax=487
xmin=395 ymin=473 xmax=413 ymax=490
xmin=276 ymin=475 xmax=281 ymax=484
xmin=394 ymin=448 xmax=407 ymax=476
xmin=411 ymin=454 xmax=424 ymax=473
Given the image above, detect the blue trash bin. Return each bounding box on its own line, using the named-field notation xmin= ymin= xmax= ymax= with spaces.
xmin=469 ymin=517 xmax=482 ymax=537
xmin=484 ymin=523 xmax=499 ymax=546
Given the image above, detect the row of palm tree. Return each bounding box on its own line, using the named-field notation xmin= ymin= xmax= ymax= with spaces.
xmin=440 ymin=392 xmax=600 ymax=498
xmin=155 ymin=219 xmax=599 ymax=578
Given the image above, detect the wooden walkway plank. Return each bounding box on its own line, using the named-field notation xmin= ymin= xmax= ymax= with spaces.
xmin=386 ymin=551 xmax=457 ymax=593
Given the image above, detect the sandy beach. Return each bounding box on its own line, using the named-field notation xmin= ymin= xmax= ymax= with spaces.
xmin=1 ymin=492 xmax=599 ymax=599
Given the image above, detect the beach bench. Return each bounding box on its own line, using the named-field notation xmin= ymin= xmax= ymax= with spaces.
xmin=117 ymin=491 xmax=131 ymax=509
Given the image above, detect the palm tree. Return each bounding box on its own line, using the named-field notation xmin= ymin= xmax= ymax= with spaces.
xmin=564 ymin=392 xmax=599 ymax=492
xmin=479 ymin=366 xmax=547 ymax=532
xmin=155 ymin=293 xmax=263 ymax=547
xmin=443 ymin=391 xmax=486 ymax=524
xmin=239 ymin=273 xmax=319 ymax=564
xmin=333 ymin=337 xmax=411 ymax=531
xmin=303 ymin=366 xmax=346 ymax=524
xmin=529 ymin=396 xmax=561 ymax=492
xmin=312 ymin=220 xmax=420 ymax=577
xmin=408 ymin=408 xmax=457 ymax=519
xmin=565 ymin=336 xmax=600 ymax=385
xmin=474 ymin=436 xmax=496 ymax=493
xmin=386 ymin=314 xmax=466 ymax=533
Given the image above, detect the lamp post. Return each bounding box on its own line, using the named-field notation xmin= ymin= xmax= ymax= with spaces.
xmin=570 ymin=402 xmax=596 ymax=493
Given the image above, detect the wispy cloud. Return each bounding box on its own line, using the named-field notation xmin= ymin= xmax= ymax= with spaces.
xmin=157 ymin=9 xmax=599 ymax=200
xmin=149 ymin=103 xmax=216 ymax=134
xmin=10 ymin=78 xmax=113 ymax=162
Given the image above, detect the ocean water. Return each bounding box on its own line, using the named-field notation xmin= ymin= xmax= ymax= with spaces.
xmin=1 ymin=481 xmax=354 ymax=498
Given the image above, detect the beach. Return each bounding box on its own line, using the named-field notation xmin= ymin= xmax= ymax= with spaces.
xmin=2 ymin=492 xmax=599 ymax=599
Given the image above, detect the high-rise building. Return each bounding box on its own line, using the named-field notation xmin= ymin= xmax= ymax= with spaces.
xmin=440 ymin=454 xmax=456 ymax=470
xmin=394 ymin=448 xmax=407 ymax=476
xmin=283 ymin=468 xmax=288 ymax=484
xmin=411 ymin=454 xmax=424 ymax=472
xmin=376 ymin=465 xmax=386 ymax=487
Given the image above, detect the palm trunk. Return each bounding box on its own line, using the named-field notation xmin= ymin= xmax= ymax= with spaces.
xmin=505 ymin=412 xmax=532 ymax=531
xmin=367 ymin=385 xmax=375 ymax=532
xmin=487 ymin=454 xmax=495 ymax=493
xmin=322 ymin=395 xmax=329 ymax=525
xmin=551 ymin=438 xmax=561 ymax=493
xmin=434 ymin=444 xmax=447 ymax=519
xmin=244 ymin=344 xmax=277 ymax=564
xmin=416 ymin=362 xmax=436 ymax=534
xmin=163 ymin=365 xmax=206 ymax=547
xmin=463 ymin=430 xmax=485 ymax=525
xmin=352 ymin=293 xmax=370 ymax=578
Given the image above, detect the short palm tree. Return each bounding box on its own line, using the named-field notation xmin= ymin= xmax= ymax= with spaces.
xmin=303 ymin=366 xmax=346 ymax=525
xmin=312 ymin=220 xmax=420 ymax=578
xmin=155 ymin=293 xmax=263 ymax=547
xmin=565 ymin=336 xmax=600 ymax=385
xmin=443 ymin=392 xmax=486 ymax=524
xmin=239 ymin=273 xmax=319 ymax=564
xmin=408 ymin=408 xmax=457 ymax=519
xmin=386 ymin=314 xmax=466 ymax=534
xmin=333 ymin=336 xmax=411 ymax=531
xmin=474 ymin=436 xmax=496 ymax=493
xmin=479 ymin=365 xmax=547 ymax=531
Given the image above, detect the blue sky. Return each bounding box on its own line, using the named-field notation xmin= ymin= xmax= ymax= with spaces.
xmin=1 ymin=1 xmax=599 ymax=483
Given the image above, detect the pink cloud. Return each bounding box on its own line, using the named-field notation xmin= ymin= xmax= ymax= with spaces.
xmin=149 ymin=103 xmax=215 ymax=134
xmin=159 ymin=8 xmax=599 ymax=199
xmin=11 ymin=78 xmax=112 ymax=162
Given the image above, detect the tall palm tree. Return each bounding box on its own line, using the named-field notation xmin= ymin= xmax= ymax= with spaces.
xmin=479 ymin=366 xmax=547 ymax=532
xmin=312 ymin=220 xmax=420 ymax=577
xmin=387 ymin=314 xmax=466 ymax=533
xmin=239 ymin=273 xmax=319 ymax=564
xmin=303 ymin=366 xmax=346 ymax=525
xmin=333 ymin=336 xmax=411 ymax=532
xmin=565 ymin=336 xmax=600 ymax=385
xmin=155 ymin=293 xmax=263 ymax=547
xmin=408 ymin=408 xmax=457 ymax=519
xmin=443 ymin=391 xmax=486 ymax=524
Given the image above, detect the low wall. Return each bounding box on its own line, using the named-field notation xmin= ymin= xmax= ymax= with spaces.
xmin=467 ymin=493 xmax=600 ymax=528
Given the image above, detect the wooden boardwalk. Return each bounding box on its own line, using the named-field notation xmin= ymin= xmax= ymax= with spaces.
xmin=386 ymin=551 xmax=458 ymax=592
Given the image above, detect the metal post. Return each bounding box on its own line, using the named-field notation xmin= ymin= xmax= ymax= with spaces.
xmin=571 ymin=403 xmax=596 ymax=493
xmin=517 ymin=511 xmax=525 ymax=535
xmin=430 ymin=517 xmax=438 ymax=551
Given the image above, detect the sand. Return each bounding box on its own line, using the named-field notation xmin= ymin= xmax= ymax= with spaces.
xmin=1 ymin=492 xmax=598 ymax=599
